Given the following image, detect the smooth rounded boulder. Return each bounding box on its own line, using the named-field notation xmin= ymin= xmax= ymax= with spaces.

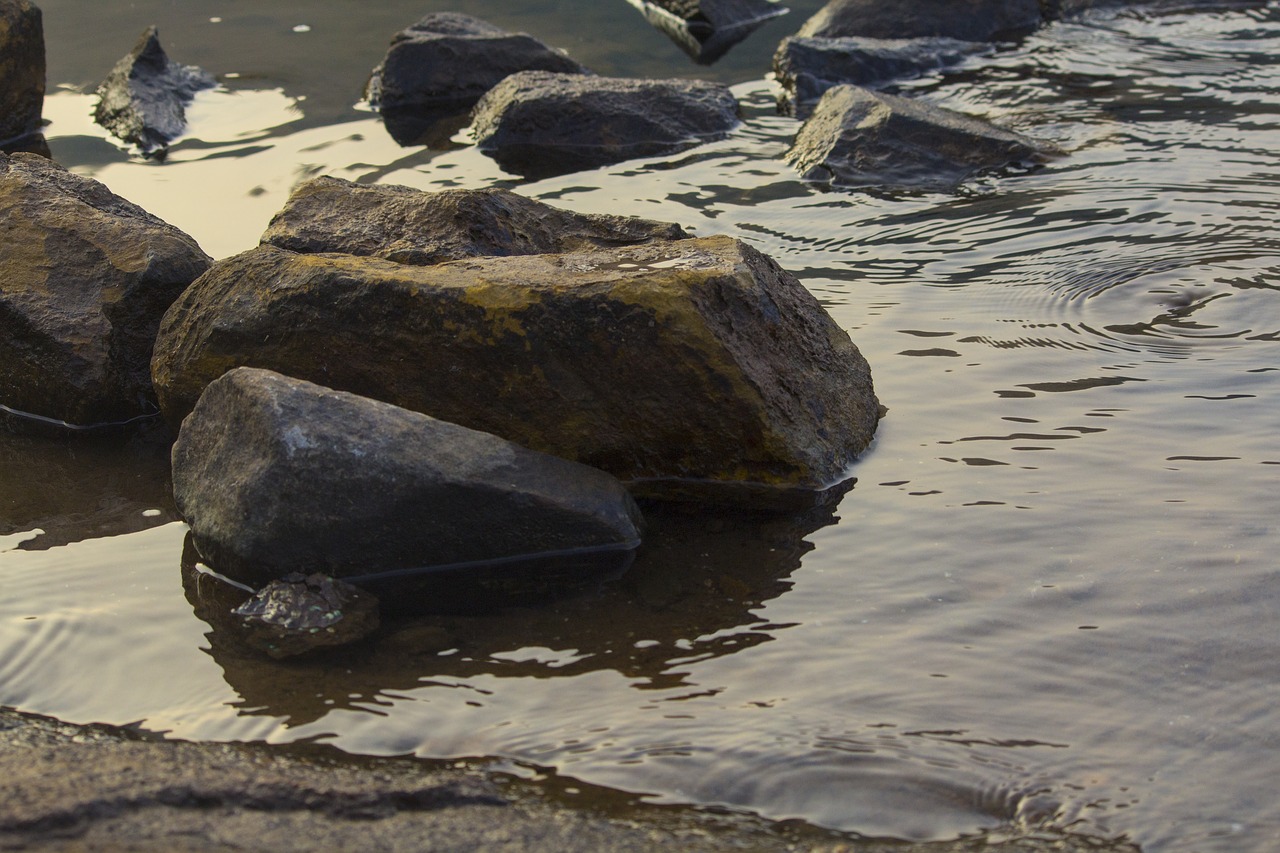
xmin=260 ymin=177 xmax=688 ymax=264
xmin=786 ymin=84 xmax=1060 ymax=191
xmin=796 ymin=0 xmax=1043 ymax=42
xmin=0 ymin=152 xmax=211 ymax=428
xmin=153 ymin=236 xmax=880 ymax=499
xmin=172 ymin=368 xmax=644 ymax=588
xmin=0 ymin=0 xmax=44 ymax=145
xmin=365 ymin=12 xmax=589 ymax=147
xmin=471 ymin=71 xmax=740 ymax=178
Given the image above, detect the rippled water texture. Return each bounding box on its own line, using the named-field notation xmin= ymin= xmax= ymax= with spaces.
xmin=3 ymin=2 xmax=1279 ymax=851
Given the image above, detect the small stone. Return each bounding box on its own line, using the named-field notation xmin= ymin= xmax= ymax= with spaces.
xmin=232 ymin=573 xmax=380 ymax=659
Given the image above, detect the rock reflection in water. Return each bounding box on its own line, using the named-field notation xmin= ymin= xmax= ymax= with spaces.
xmin=0 ymin=426 xmax=176 ymax=550
xmin=181 ymin=482 xmax=850 ymax=727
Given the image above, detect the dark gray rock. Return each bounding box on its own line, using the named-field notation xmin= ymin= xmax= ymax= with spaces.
xmin=172 ymin=367 xmax=645 ymax=588
xmin=0 ymin=0 xmax=44 ymax=146
xmin=260 ymin=177 xmax=688 ymax=265
xmin=93 ymin=26 xmax=215 ymax=157
xmin=786 ymin=85 xmax=1060 ymax=191
xmin=0 ymin=152 xmax=211 ymax=428
xmin=365 ymin=12 xmax=589 ymax=147
xmin=797 ymin=0 xmax=1043 ymax=42
xmin=471 ymin=71 xmax=740 ymax=179
xmin=153 ymin=238 xmax=881 ymax=502
xmin=1045 ymin=0 xmax=1268 ymax=15
xmin=774 ymin=35 xmax=987 ymax=117
xmin=230 ymin=573 xmax=381 ymax=659
xmin=626 ymin=0 xmax=789 ymax=64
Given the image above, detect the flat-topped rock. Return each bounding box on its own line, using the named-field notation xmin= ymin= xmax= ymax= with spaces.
xmin=787 ymin=84 xmax=1060 ymax=191
xmin=471 ymin=71 xmax=740 ymax=179
xmin=260 ymin=177 xmax=687 ymax=265
xmin=153 ymin=236 xmax=880 ymax=500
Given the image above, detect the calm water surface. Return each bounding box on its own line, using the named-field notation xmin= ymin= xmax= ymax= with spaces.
xmin=3 ymin=1 xmax=1279 ymax=850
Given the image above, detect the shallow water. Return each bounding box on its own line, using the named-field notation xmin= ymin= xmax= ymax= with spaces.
xmin=3 ymin=1 xmax=1280 ymax=850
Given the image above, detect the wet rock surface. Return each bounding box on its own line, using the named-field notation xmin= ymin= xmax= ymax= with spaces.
xmin=93 ymin=25 xmax=215 ymax=157
xmin=153 ymin=236 xmax=880 ymax=499
xmin=172 ymin=368 xmax=644 ymax=588
xmin=626 ymin=0 xmax=789 ymax=64
xmin=261 ymin=177 xmax=688 ymax=265
xmin=774 ymin=35 xmax=987 ymax=117
xmin=787 ymin=84 xmax=1060 ymax=190
xmin=0 ymin=0 xmax=44 ymax=145
xmin=796 ymin=0 xmax=1044 ymax=42
xmin=231 ymin=573 xmax=381 ymax=659
xmin=471 ymin=71 xmax=740 ymax=178
xmin=0 ymin=152 xmax=211 ymax=428
xmin=366 ymin=12 xmax=589 ymax=147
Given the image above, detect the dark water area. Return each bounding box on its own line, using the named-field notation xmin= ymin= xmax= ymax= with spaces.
xmin=2 ymin=1 xmax=1279 ymax=851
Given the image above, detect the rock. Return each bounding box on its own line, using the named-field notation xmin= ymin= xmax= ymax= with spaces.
xmin=786 ymin=84 xmax=1060 ymax=191
xmin=773 ymin=35 xmax=987 ymax=117
xmin=625 ymin=0 xmax=789 ymax=64
xmin=230 ymin=573 xmax=381 ymax=659
xmin=1045 ymin=0 xmax=1268 ymax=15
xmin=0 ymin=152 xmax=211 ymax=428
xmin=0 ymin=0 xmax=44 ymax=145
xmin=93 ymin=26 xmax=215 ymax=157
xmin=471 ymin=71 xmax=740 ymax=179
xmin=796 ymin=0 xmax=1043 ymax=42
xmin=152 ymin=236 xmax=880 ymax=500
xmin=172 ymin=367 xmax=645 ymax=587
xmin=365 ymin=12 xmax=589 ymax=147
xmin=260 ymin=177 xmax=688 ymax=265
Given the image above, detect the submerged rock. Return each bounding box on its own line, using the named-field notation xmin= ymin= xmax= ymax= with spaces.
xmin=774 ymin=35 xmax=986 ymax=117
xmin=152 ymin=236 xmax=880 ymax=500
xmin=0 ymin=0 xmax=44 ymax=145
xmin=471 ymin=71 xmax=740 ymax=178
xmin=366 ymin=12 xmax=589 ymax=147
xmin=786 ymin=85 xmax=1060 ymax=191
xmin=93 ymin=26 xmax=215 ymax=157
xmin=260 ymin=177 xmax=687 ymax=264
xmin=0 ymin=152 xmax=211 ymax=428
xmin=172 ymin=368 xmax=644 ymax=588
xmin=230 ymin=573 xmax=381 ymax=659
xmin=796 ymin=0 xmax=1043 ymax=42
xmin=626 ymin=0 xmax=789 ymax=64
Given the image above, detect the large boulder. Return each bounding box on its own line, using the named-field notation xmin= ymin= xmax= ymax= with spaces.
xmin=0 ymin=152 xmax=211 ymax=427
xmin=796 ymin=0 xmax=1043 ymax=42
xmin=93 ymin=26 xmax=215 ymax=157
xmin=786 ymin=84 xmax=1059 ymax=191
xmin=471 ymin=71 xmax=741 ymax=179
xmin=260 ymin=177 xmax=688 ymax=264
xmin=626 ymin=0 xmax=789 ymax=64
xmin=365 ymin=12 xmax=589 ymax=146
xmin=172 ymin=367 xmax=644 ymax=587
xmin=773 ymin=35 xmax=986 ymax=117
xmin=152 ymin=236 xmax=880 ymax=499
xmin=0 ymin=0 xmax=44 ymax=145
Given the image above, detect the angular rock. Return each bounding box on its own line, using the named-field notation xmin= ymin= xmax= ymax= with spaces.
xmin=260 ymin=177 xmax=688 ymax=265
xmin=93 ymin=26 xmax=215 ymax=157
xmin=471 ymin=71 xmax=740 ymax=179
xmin=172 ymin=367 xmax=645 ymax=587
xmin=0 ymin=152 xmax=211 ymax=427
xmin=0 ymin=0 xmax=44 ymax=145
xmin=796 ymin=0 xmax=1043 ymax=42
xmin=774 ymin=35 xmax=987 ymax=117
xmin=626 ymin=0 xmax=789 ymax=64
xmin=230 ymin=573 xmax=381 ymax=659
xmin=786 ymin=85 xmax=1060 ymax=191
xmin=365 ymin=12 xmax=589 ymax=147
xmin=153 ymin=236 xmax=880 ymax=498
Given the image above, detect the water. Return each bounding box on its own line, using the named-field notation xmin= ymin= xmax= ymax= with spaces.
xmin=3 ymin=1 xmax=1279 ymax=850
